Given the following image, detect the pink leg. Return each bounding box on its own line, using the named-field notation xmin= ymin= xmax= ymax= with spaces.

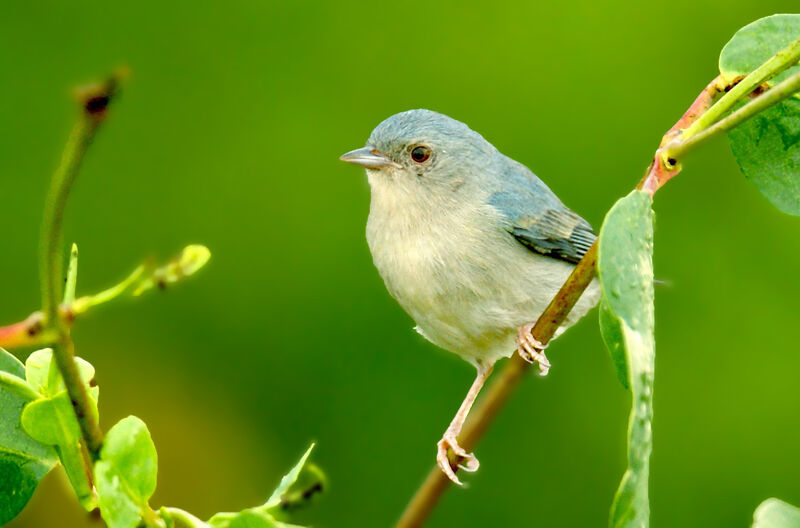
xmin=436 ymin=364 xmax=494 ymax=485
xmin=516 ymin=322 xmax=551 ymax=376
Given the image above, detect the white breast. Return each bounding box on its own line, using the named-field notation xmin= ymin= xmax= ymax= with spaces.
xmin=365 ymin=172 xmax=600 ymax=367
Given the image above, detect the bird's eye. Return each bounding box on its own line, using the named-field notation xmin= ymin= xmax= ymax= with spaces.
xmin=410 ymin=145 xmax=431 ymax=163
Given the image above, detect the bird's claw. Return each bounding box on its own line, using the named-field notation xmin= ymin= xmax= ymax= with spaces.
xmin=516 ymin=323 xmax=550 ymax=376
xmin=436 ymin=433 xmax=479 ymax=485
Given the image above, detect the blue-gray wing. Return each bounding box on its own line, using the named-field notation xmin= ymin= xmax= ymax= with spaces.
xmin=488 ymin=159 xmax=596 ymax=264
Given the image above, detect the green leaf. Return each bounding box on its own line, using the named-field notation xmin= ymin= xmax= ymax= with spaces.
xmin=210 ymin=509 xmax=280 ymax=528
xmin=719 ymin=14 xmax=800 ymax=87
xmin=599 ymin=298 xmax=628 ymax=389
xmin=753 ymin=499 xmax=800 ymax=528
xmin=0 ymin=348 xmax=57 ymax=524
xmin=21 ymin=392 xmax=96 ymax=509
xmin=21 ymin=392 xmax=83 ymax=446
xmin=19 ymin=349 xmax=98 ymax=508
xmin=264 ymin=444 xmax=315 ymax=510
xmin=597 ymin=191 xmax=655 ymax=528
xmin=25 ymin=348 xmax=98 ymax=401
xmin=0 ymin=348 xmax=25 ymax=379
xmin=728 ymin=99 xmax=800 ymax=215
xmin=133 ymin=244 xmax=212 ymax=296
xmin=208 ymin=445 xmax=320 ymax=528
xmin=63 ymin=243 xmax=79 ymax=305
xmin=71 ymin=244 xmax=212 ymax=315
xmin=95 ymin=416 xmax=158 ymax=528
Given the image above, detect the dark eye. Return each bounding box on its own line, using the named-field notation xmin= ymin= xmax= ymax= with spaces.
xmin=410 ymin=145 xmax=431 ymax=163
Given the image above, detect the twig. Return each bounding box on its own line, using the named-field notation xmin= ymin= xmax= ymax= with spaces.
xmin=679 ymin=36 xmax=800 ymax=140
xmin=39 ymin=73 xmax=122 ymax=458
xmin=397 ymin=49 xmax=800 ymax=527
xmin=665 ymin=68 xmax=800 ymax=162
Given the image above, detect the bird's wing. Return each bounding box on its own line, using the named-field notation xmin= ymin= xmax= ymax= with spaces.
xmin=487 ymin=159 xmax=596 ymax=264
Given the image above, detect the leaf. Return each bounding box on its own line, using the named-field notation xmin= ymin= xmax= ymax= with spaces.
xmin=21 ymin=392 xmax=96 ymax=509
xmin=719 ymin=14 xmax=800 ymax=87
xmin=264 ymin=444 xmax=315 ymax=510
xmin=0 ymin=348 xmax=25 ymax=379
xmin=20 ymin=349 xmax=98 ymax=508
xmin=208 ymin=445 xmax=320 ymax=528
xmin=719 ymin=14 xmax=800 ymax=214
xmin=0 ymin=348 xmax=57 ymax=524
xmin=133 ymin=245 xmax=212 ymax=296
xmin=25 ymin=348 xmax=98 ymax=401
xmin=64 ymin=243 xmax=79 ymax=305
xmin=272 ymin=463 xmax=326 ymax=514
xmin=210 ymin=509 xmax=280 ymax=528
xmin=597 ymin=191 xmax=655 ymax=528
xmin=95 ymin=416 xmax=158 ymax=528
xmin=599 ymin=298 xmax=628 ymax=389
xmin=728 ymin=99 xmax=800 ymax=215
xmin=753 ymin=499 xmax=800 ymax=528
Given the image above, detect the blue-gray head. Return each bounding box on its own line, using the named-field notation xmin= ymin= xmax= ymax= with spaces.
xmin=340 ymin=109 xmax=499 ymax=190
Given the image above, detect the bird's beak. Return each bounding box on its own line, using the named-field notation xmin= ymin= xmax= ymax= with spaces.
xmin=339 ymin=146 xmax=401 ymax=169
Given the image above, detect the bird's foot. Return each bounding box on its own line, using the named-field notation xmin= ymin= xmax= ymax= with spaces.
xmin=516 ymin=323 xmax=551 ymax=376
xmin=436 ymin=431 xmax=479 ymax=486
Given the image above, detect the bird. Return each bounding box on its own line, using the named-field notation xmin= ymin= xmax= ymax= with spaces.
xmin=340 ymin=109 xmax=600 ymax=484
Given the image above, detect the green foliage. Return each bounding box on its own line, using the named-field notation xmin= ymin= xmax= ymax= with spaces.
xmin=71 ymin=244 xmax=212 ymax=315
xmin=0 ymin=348 xmax=57 ymax=525
xmin=719 ymin=14 xmax=800 ymax=87
xmin=90 ymin=417 xmax=322 ymax=528
xmin=95 ymin=416 xmax=158 ymax=528
xmin=728 ymin=99 xmax=800 ymax=215
xmin=720 ymin=14 xmax=800 ymax=215
xmin=752 ymin=499 xmax=800 ymax=528
xmin=24 ymin=348 xmax=98 ymax=402
xmin=208 ymin=444 xmax=321 ymax=528
xmin=597 ymin=191 xmax=655 ymax=528
xmin=21 ymin=349 xmax=99 ymax=509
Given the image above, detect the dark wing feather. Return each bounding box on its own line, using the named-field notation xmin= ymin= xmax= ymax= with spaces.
xmin=510 ymin=208 xmax=596 ymax=264
xmin=488 ymin=158 xmax=596 ymax=264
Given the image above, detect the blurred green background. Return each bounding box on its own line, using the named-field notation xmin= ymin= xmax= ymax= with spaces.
xmin=2 ymin=1 xmax=799 ymax=527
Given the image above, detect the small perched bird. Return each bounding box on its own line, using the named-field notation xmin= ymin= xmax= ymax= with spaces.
xmin=340 ymin=109 xmax=600 ymax=484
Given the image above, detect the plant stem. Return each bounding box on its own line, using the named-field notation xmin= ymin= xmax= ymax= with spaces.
xmin=679 ymin=35 xmax=800 ymax=140
xmin=666 ymin=68 xmax=800 ymax=161
xmin=162 ymin=507 xmax=209 ymax=528
xmin=397 ymin=46 xmax=800 ymax=525
xmin=39 ymin=74 xmax=120 ymax=458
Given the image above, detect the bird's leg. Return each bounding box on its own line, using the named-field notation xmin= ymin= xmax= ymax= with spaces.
xmin=516 ymin=322 xmax=551 ymax=376
xmin=436 ymin=364 xmax=494 ymax=485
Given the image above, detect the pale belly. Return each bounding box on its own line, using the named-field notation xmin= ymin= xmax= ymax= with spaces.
xmin=367 ymin=207 xmax=600 ymax=367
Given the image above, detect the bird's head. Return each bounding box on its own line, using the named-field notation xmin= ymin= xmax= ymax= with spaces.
xmin=340 ymin=109 xmax=497 ymax=194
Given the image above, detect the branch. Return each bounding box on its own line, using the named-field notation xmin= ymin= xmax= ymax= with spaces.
xmin=679 ymin=36 xmax=800 ymax=141
xmin=39 ymin=73 xmax=123 ymax=458
xmin=397 ymin=52 xmax=800 ymax=527
xmin=665 ymin=68 xmax=800 ymax=162
xmin=0 ymin=244 xmax=210 ymax=349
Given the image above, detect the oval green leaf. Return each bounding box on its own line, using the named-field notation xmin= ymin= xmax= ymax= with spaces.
xmin=597 ymin=191 xmax=656 ymax=528
xmin=95 ymin=416 xmax=158 ymax=528
xmin=729 ymin=99 xmax=800 ymax=215
xmin=0 ymin=349 xmax=56 ymax=524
